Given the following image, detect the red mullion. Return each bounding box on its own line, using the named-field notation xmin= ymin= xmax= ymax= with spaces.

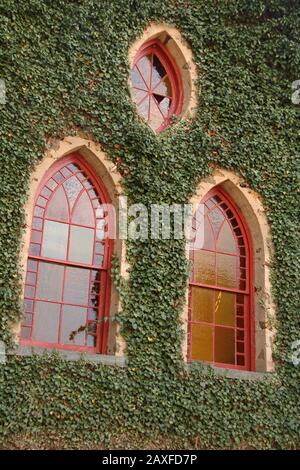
xmin=43 ymin=216 xmax=94 ymax=230
xmin=150 ymin=50 xmax=153 ymax=90
xmin=29 ymin=254 xmax=107 ymax=271
xmin=85 ymin=268 xmax=93 ymax=348
xmin=57 ymin=264 xmax=66 ymax=345
xmin=135 ymin=63 xmax=150 ymax=91
xmin=27 ymin=296 xmax=98 ymax=311
xmin=28 ymin=260 xmax=40 ymax=341
xmin=187 ymin=285 xmax=192 ymax=361
xmin=189 ymin=281 xmax=249 ymax=296
xmin=96 ymin=270 xmax=109 ymax=354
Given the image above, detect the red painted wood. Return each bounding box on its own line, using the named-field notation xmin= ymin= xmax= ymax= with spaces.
xmin=20 ymin=153 xmax=113 ymax=354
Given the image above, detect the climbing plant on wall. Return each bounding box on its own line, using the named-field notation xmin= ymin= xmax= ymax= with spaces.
xmin=0 ymin=0 xmax=299 ymax=449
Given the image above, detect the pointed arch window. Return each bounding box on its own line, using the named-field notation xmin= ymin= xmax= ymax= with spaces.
xmin=130 ymin=39 xmax=182 ymax=132
xmin=20 ymin=154 xmax=112 ymax=353
xmin=188 ymin=188 xmax=254 ymax=370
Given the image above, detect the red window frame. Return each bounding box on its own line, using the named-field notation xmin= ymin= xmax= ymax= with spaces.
xmin=20 ymin=153 xmax=113 ymax=354
xmin=131 ymin=38 xmax=183 ymax=132
xmin=188 ymin=187 xmax=255 ymax=371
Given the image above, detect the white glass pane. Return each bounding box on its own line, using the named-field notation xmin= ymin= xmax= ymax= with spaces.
xmin=60 ymin=305 xmax=87 ymax=345
xmin=36 ymin=262 xmax=64 ymax=301
xmin=64 ymin=267 xmax=90 ymax=305
xmin=32 ymin=301 xmax=60 ymax=343
xmin=41 ymin=220 xmax=68 ymax=260
xmin=68 ymin=225 xmax=94 ymax=264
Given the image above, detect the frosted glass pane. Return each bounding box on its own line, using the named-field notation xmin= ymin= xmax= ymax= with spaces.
xmin=69 ymin=225 xmax=94 ymax=264
xmin=217 ymin=220 xmax=236 ymax=254
xmin=45 ymin=185 xmax=69 ymax=222
xmin=36 ymin=262 xmax=64 ymax=302
xmin=72 ymin=191 xmax=95 ymax=227
xmin=60 ymin=305 xmax=87 ymax=345
xmin=41 ymin=220 xmax=68 ymax=260
xmin=64 ymin=267 xmax=90 ymax=305
xmin=63 ymin=176 xmax=83 ymax=209
xmin=32 ymin=301 xmax=60 ymax=343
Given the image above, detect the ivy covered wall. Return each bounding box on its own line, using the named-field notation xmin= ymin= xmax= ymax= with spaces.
xmin=0 ymin=0 xmax=299 ymax=449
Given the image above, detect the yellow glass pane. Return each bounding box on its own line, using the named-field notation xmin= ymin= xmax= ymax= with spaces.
xmin=191 ymin=287 xmax=214 ymax=323
xmin=215 ymin=291 xmax=235 ymax=326
xmin=214 ymin=327 xmax=235 ymax=364
xmin=191 ymin=323 xmax=213 ymax=361
xmin=193 ymin=250 xmax=215 ymax=285
xmin=216 ymin=253 xmax=236 ymax=288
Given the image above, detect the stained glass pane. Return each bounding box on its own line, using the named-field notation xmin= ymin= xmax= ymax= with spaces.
xmin=215 ymin=291 xmax=235 ymax=326
xmin=191 ymin=323 xmax=213 ymax=361
xmin=191 ymin=287 xmax=214 ymax=323
xmin=216 ymin=253 xmax=236 ymax=288
xmin=36 ymin=262 xmax=64 ymax=302
xmin=60 ymin=305 xmax=87 ymax=345
xmin=45 ymin=185 xmax=69 ymax=222
xmin=41 ymin=220 xmax=68 ymax=260
xmin=68 ymin=225 xmax=94 ymax=264
xmin=193 ymin=250 xmax=215 ymax=285
xmin=214 ymin=327 xmax=235 ymax=364
xmin=32 ymin=301 xmax=60 ymax=343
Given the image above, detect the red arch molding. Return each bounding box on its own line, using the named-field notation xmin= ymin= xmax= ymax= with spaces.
xmin=132 ymin=38 xmax=183 ymax=132
xmin=20 ymin=153 xmax=114 ymax=354
xmin=188 ymin=186 xmax=255 ymax=371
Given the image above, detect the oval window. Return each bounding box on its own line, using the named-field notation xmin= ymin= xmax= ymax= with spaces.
xmin=130 ymin=39 xmax=182 ymax=133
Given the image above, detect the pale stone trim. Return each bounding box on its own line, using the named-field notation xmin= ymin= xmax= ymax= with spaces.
xmin=128 ymin=22 xmax=198 ymax=121
xmin=182 ymin=169 xmax=276 ymax=372
xmin=17 ymin=136 xmax=127 ymax=357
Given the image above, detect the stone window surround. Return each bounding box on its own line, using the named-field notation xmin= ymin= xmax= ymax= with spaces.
xmin=181 ymin=169 xmax=276 ymax=373
xmin=128 ymin=22 xmax=198 ymax=123
xmin=15 ymin=138 xmax=275 ymax=378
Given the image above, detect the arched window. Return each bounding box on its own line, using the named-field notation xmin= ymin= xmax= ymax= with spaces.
xmin=130 ymin=39 xmax=182 ymax=132
xmin=20 ymin=154 xmax=112 ymax=354
xmin=188 ymin=187 xmax=254 ymax=371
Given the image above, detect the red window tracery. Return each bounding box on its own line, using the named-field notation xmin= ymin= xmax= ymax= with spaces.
xmin=20 ymin=154 xmax=112 ymax=354
xmin=188 ymin=187 xmax=254 ymax=370
xmin=130 ymin=39 xmax=182 ymax=133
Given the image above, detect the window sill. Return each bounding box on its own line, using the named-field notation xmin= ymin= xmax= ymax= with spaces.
xmin=16 ymin=344 xmax=127 ymax=367
xmin=186 ymin=361 xmax=271 ymax=380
